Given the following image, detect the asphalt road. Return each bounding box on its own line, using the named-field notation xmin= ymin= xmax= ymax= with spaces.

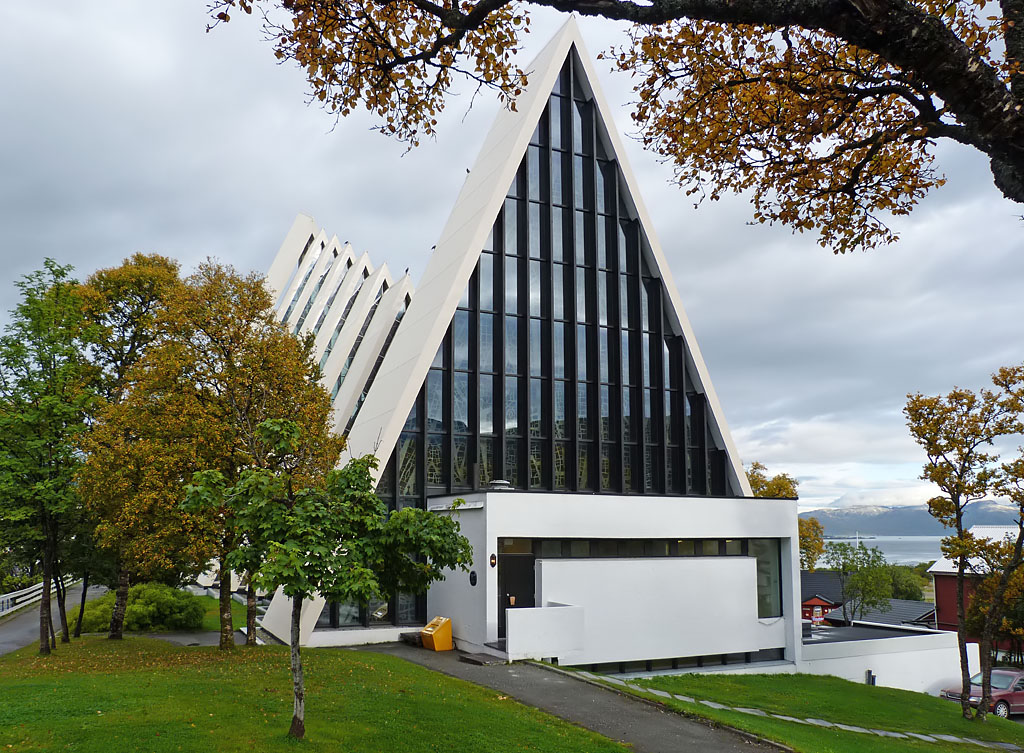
xmin=0 ymin=582 xmax=107 ymax=656
xmin=362 ymin=643 xmax=772 ymax=753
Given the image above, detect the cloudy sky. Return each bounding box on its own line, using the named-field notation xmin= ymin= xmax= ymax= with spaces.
xmin=3 ymin=3 xmax=1022 ymax=512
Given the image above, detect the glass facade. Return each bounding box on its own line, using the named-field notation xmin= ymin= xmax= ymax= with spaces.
xmin=374 ymin=56 xmax=733 ymax=510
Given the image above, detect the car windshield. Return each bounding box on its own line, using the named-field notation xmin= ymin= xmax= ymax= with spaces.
xmin=968 ymin=672 xmax=1016 ymax=690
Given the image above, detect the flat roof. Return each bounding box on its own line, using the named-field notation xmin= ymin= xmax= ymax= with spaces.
xmin=803 ymin=624 xmax=933 ymax=644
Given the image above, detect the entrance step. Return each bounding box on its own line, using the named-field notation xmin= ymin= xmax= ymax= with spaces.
xmin=399 ymin=631 xmax=422 ymax=647
xmin=459 ymin=652 xmax=506 ymax=666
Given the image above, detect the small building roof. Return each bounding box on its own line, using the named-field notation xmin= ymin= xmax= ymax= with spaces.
xmin=800 ymin=570 xmax=844 ymax=604
xmin=825 ymin=599 xmax=936 ymax=628
xmin=927 ymin=525 xmax=1020 ymax=576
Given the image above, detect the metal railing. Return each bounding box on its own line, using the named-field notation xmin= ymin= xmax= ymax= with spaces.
xmin=0 ymin=577 xmax=78 ymax=619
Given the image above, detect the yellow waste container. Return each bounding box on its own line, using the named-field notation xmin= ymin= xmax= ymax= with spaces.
xmin=420 ymin=616 xmax=453 ymax=651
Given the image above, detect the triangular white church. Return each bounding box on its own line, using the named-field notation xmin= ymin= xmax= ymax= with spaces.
xmin=260 ymin=20 xmax=801 ymax=668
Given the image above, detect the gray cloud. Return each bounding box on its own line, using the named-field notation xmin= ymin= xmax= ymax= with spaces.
xmin=2 ymin=4 xmax=1022 ymax=511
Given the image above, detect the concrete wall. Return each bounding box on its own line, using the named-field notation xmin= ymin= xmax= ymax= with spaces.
xmin=426 ymin=491 xmax=800 ymax=662
xmin=534 ymin=557 xmax=777 ymax=665
xmin=506 ymin=603 xmax=585 ymax=660
xmin=800 ymin=630 xmax=980 ymax=694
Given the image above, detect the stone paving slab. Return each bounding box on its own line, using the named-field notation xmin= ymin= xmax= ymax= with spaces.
xmin=734 ymin=707 xmax=768 ymax=717
xmin=834 ymin=723 xmax=871 ymax=734
xmin=700 ymin=700 xmax=730 ymax=710
xmin=771 ymin=714 xmax=809 ymax=725
xmin=872 ymin=729 xmax=909 ymax=738
xmin=907 ymin=732 xmax=939 ymax=742
xmin=805 ymin=718 xmax=834 ymax=728
xmin=671 ymin=693 xmax=695 ymax=703
xmin=933 ymin=734 xmax=967 ymax=743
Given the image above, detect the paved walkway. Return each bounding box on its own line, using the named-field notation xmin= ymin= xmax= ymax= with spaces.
xmin=0 ymin=583 xmax=107 ymax=656
xmin=591 ymin=672 xmax=1024 ymax=751
xmin=361 ymin=643 xmax=772 ymax=753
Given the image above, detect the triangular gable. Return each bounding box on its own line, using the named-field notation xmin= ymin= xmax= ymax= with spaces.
xmin=348 ymin=18 xmax=751 ymax=496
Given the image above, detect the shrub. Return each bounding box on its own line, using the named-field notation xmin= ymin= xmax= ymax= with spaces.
xmin=79 ymin=583 xmax=204 ymax=633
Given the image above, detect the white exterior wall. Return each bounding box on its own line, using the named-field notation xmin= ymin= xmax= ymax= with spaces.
xmin=799 ymin=631 xmax=979 ymax=695
xmin=530 ymin=557 xmax=784 ymax=665
xmin=426 ymin=492 xmax=800 ymax=664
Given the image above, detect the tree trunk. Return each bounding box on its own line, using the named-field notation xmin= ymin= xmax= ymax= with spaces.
xmin=977 ymin=632 xmax=994 ymax=721
xmin=246 ymin=578 xmax=257 ymax=646
xmin=108 ymin=566 xmax=129 ymax=639
xmin=53 ymin=563 xmax=70 ymax=643
xmin=288 ymin=595 xmax=305 ymax=739
xmin=73 ymin=570 xmax=89 ymax=638
xmin=48 ymin=607 xmax=57 ymax=650
xmin=955 ymin=551 xmax=974 ymax=719
xmin=218 ymin=554 xmax=234 ymax=651
xmin=39 ymin=545 xmax=53 ymax=656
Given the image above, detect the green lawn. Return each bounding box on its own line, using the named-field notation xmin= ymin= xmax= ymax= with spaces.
xmin=196 ymin=595 xmax=248 ymax=632
xmin=0 ymin=637 xmax=629 ymax=753
xmin=612 ymin=672 xmax=1024 ymax=753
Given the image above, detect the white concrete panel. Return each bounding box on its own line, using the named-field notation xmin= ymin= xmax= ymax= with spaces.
xmin=426 ymin=507 xmax=489 ymax=648
xmin=266 ymin=214 xmax=317 ymax=303
xmin=506 ymin=603 xmax=584 ymax=661
xmin=311 ymin=252 xmax=373 ymax=358
xmin=536 ymin=557 xmax=764 ymax=665
xmin=259 ymin=587 xmax=326 ymax=646
xmin=800 ymin=631 xmax=980 ymax=695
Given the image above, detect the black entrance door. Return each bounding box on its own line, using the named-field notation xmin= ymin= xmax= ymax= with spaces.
xmin=497 ymin=553 xmax=536 ymax=639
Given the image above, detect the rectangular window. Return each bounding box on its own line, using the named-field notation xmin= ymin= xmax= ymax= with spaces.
xmin=479 ymin=375 xmax=494 ymax=435
xmin=529 ymin=378 xmax=543 ymax=437
xmin=453 ymin=373 xmax=469 ymax=433
xmin=600 ymin=385 xmax=612 ymax=441
xmin=504 ymin=199 xmax=518 ymax=255
xmin=749 ymin=539 xmax=783 ymax=618
xmin=480 ymin=313 xmax=494 ymax=373
xmin=577 ymin=382 xmax=590 ymax=438
xmin=529 ymin=441 xmax=544 ymax=487
xmin=622 ymin=386 xmax=635 ymax=442
xmin=553 ymin=322 xmax=566 ymax=379
xmin=529 ymin=260 xmax=542 ymax=317
xmin=480 ymin=253 xmax=494 ymax=312
xmin=576 ymin=267 xmax=587 ymax=323
xmin=528 ymin=203 xmax=542 ymax=259
xmin=552 ymin=206 xmax=565 ymax=261
xmin=552 ymin=264 xmax=565 ymax=320
xmin=505 ymin=316 xmax=518 ymax=374
xmin=426 ymin=435 xmax=444 ymax=487
xmin=454 ymin=311 xmax=469 ymax=370
xmin=528 ymin=146 xmax=541 ymax=202
xmin=578 ymin=442 xmax=593 ymax=490
xmin=577 ymin=324 xmax=589 ymax=381
xmin=599 ymin=328 xmax=609 ymax=383
xmin=601 ymin=443 xmax=614 ymax=489
xmin=426 ymin=370 xmax=444 ymax=429
xmin=479 ymin=437 xmax=495 ymax=485
xmin=398 ymin=432 xmax=420 ymax=498
xmin=554 ymin=381 xmax=567 ymax=438
xmin=505 ymin=439 xmax=521 ymax=487
xmin=505 ymin=255 xmax=518 ymax=314
xmin=550 ymin=95 xmax=563 ymax=150
xmin=530 ymin=319 xmax=542 ymax=377
xmin=453 ymin=436 xmax=469 ymax=487
xmin=573 ymin=100 xmax=593 ymax=155
xmin=621 ymin=330 xmax=632 ymax=385
xmin=505 ymin=376 xmax=519 ymax=435
xmin=554 ymin=442 xmax=568 ymax=489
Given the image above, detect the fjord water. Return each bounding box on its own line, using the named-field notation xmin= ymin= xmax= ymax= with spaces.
xmin=826 ymin=535 xmax=945 ymax=565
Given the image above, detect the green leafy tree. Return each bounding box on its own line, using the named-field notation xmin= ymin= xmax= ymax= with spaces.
xmin=0 ymin=260 xmax=97 ymax=655
xmin=823 ymin=541 xmax=892 ymax=623
xmin=905 ymin=366 xmax=1024 ymax=720
xmin=888 ymin=565 xmax=925 ymax=601
xmin=185 ymin=419 xmax=473 ymax=739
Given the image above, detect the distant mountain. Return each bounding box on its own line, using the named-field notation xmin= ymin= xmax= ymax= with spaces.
xmin=800 ymin=500 xmax=1018 ymax=536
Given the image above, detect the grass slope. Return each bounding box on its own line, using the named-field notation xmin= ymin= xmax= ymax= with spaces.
xmin=621 ymin=672 xmax=1024 ymax=753
xmin=0 ymin=637 xmax=629 ymax=753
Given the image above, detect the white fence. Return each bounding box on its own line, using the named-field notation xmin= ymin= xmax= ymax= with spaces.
xmin=0 ymin=577 xmax=78 ymax=619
